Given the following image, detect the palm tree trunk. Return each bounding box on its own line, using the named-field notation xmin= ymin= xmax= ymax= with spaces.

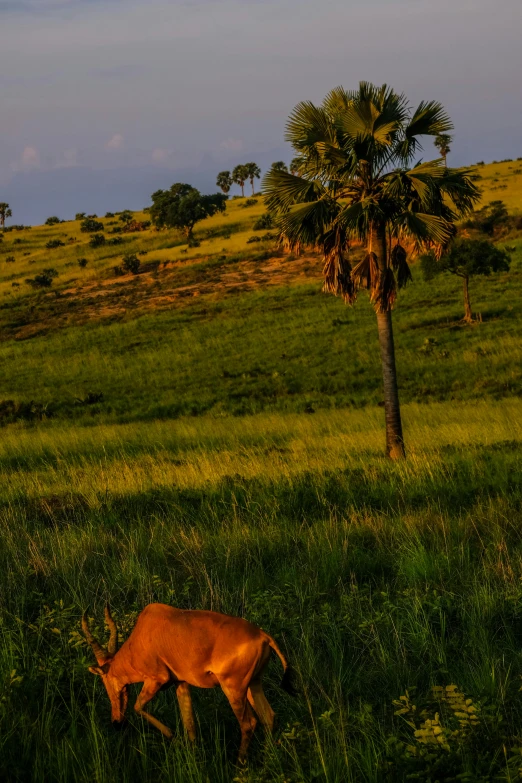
xmin=463 ymin=275 xmax=473 ymax=322
xmin=251 ymin=179 xmax=255 ymax=196
xmin=241 ymin=183 xmax=244 ymax=197
xmin=375 ymin=226 xmax=405 ymax=459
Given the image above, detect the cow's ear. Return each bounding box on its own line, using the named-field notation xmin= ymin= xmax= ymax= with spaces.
xmin=89 ymin=665 xmax=106 ymax=676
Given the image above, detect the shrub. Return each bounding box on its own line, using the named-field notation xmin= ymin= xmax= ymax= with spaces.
xmin=464 ymin=200 xmax=510 ymax=236
xmin=241 ymin=198 xmax=258 ymax=208
xmin=113 ymin=265 xmax=124 ymax=276
xmin=121 ymin=253 xmax=140 ymax=274
xmin=187 ymin=236 xmax=201 ymax=248
xmin=253 ymin=213 xmax=273 ymax=230
xmin=5 ymin=256 xmax=15 ymax=263
xmin=107 ymin=236 xmax=124 ymax=246
xmin=247 ymin=235 xmax=262 ymax=244
xmin=13 ymin=238 xmax=23 ymax=245
xmin=109 ymin=226 xmax=123 ymax=234
xmin=80 ymin=218 xmax=104 ymax=233
xmin=75 ymin=212 xmax=86 ymax=221
xmin=77 ymin=258 xmax=88 ymax=268
xmin=45 ymin=216 xmax=60 ymax=226
xmin=25 ymin=268 xmax=59 ymax=288
xmin=89 ymin=234 xmax=106 ymax=248
xmin=45 ymin=239 xmax=65 ymax=249
xmin=105 ymin=212 xmax=115 ymax=218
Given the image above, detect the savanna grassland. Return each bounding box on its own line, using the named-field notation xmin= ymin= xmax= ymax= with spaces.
xmin=1 ymin=159 xmax=522 ymax=782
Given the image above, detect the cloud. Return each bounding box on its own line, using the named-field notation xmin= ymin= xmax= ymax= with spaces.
xmin=220 ymin=138 xmax=243 ymax=152
xmin=105 ymin=133 xmax=124 ymax=150
xmin=151 ymin=148 xmax=171 ymax=163
xmin=10 ymin=146 xmax=41 ymax=172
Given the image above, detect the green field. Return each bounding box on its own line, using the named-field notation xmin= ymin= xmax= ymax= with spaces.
xmin=1 ymin=160 xmax=522 ymax=781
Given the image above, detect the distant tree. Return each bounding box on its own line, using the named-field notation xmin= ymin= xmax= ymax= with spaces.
xmin=80 ymin=218 xmax=104 ymax=233
xmin=150 ymin=183 xmax=227 ymax=240
xmin=122 ymin=253 xmax=141 ymax=274
xmin=105 ymin=212 xmax=115 ymax=218
xmin=26 ymin=268 xmax=59 ymax=288
xmin=232 ymin=165 xmax=249 ymax=197
xmin=434 ymin=134 xmax=452 ymax=166
xmin=46 ymin=239 xmax=65 ymax=249
xmin=119 ymin=210 xmax=134 ymax=224
xmin=89 ymin=233 xmax=106 ymax=248
xmin=45 ymin=216 xmax=60 ymax=226
xmin=216 ymin=171 xmax=233 ymax=195
xmin=245 ymin=162 xmax=261 ymax=195
xmin=75 ymin=212 xmax=86 ymax=221
xmin=289 ymin=157 xmax=302 ymax=175
xmin=0 ymin=203 xmax=12 ymax=230
xmin=421 ymin=238 xmax=510 ymax=323
xmin=465 ymin=200 xmax=510 ymax=236
xmin=271 ymin=161 xmax=288 ymax=173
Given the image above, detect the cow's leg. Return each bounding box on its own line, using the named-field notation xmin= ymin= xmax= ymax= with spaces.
xmin=176 ymin=682 xmax=197 ymax=742
xmin=134 ymin=679 xmax=174 ymax=739
xmin=247 ymin=681 xmax=275 ymax=733
xmin=219 ymin=681 xmax=257 ymax=764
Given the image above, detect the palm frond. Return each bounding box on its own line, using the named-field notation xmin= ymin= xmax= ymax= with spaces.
xmin=263 ymin=170 xmax=324 ymax=213
xmin=391 ymin=244 xmax=413 ymax=288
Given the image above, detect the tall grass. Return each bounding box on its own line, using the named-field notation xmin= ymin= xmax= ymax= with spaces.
xmin=2 ymin=401 xmax=522 ymax=781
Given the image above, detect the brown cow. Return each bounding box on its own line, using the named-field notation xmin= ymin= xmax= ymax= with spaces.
xmin=82 ymin=603 xmax=296 ymax=762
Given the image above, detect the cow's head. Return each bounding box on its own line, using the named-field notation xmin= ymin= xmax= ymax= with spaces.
xmin=82 ymin=605 xmax=128 ymax=724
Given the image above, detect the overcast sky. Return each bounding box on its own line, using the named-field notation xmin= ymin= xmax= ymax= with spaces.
xmin=1 ymin=0 xmax=521 ymax=223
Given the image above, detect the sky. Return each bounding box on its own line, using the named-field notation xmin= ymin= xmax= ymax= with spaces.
xmin=1 ymin=0 xmax=521 ymax=224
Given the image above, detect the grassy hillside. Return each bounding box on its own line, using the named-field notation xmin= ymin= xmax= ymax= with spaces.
xmin=0 ymin=161 xmax=522 ymax=782
xmin=0 ymin=163 xmax=521 ymax=422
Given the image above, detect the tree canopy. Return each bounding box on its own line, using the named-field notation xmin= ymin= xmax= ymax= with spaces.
xmin=434 ymin=133 xmax=452 ymax=165
xmin=232 ymin=165 xmax=249 ymax=197
xmin=216 ymin=171 xmax=233 ymax=194
xmin=0 ymin=202 xmax=12 ymax=230
xmin=245 ymin=163 xmax=261 ymax=195
xmin=150 ymin=183 xmax=227 ymax=238
xmin=421 ymin=237 xmax=510 ymax=321
xmin=270 ymin=161 xmax=288 ymax=173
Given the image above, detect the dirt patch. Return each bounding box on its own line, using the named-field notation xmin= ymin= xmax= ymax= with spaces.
xmin=3 ymin=252 xmax=324 ymax=340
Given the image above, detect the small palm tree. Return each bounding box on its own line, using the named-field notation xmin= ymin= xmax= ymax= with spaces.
xmin=232 ymin=165 xmax=249 ymax=197
xmin=216 ymin=171 xmax=233 ymax=195
xmin=0 ymin=202 xmax=12 ymax=230
xmin=245 ymin=163 xmax=261 ymax=196
xmin=264 ymin=82 xmax=479 ymax=459
xmin=271 ymin=161 xmax=288 ymax=173
xmin=434 ymin=134 xmax=452 ymax=166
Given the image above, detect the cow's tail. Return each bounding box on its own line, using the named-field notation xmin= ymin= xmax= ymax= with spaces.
xmin=267 ymin=636 xmax=298 ymax=696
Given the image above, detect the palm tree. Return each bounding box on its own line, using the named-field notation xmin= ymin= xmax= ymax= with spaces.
xmin=216 ymin=171 xmax=233 ymax=195
xmin=232 ymin=165 xmax=249 ymax=197
xmin=434 ymin=133 xmax=452 ymax=166
xmin=263 ymin=82 xmax=479 ymax=459
xmin=245 ymin=163 xmax=261 ymax=196
xmin=0 ymin=202 xmax=12 ymax=231
xmin=271 ymin=161 xmax=288 ymax=173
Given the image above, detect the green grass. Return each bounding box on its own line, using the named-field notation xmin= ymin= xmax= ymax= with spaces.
xmin=1 ymin=165 xmax=522 ymax=781
xmin=2 ymin=402 xmax=522 ymax=781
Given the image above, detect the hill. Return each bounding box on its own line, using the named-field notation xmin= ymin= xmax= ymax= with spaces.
xmin=0 ymin=160 xmax=521 ymax=423
xmin=1 ymin=160 xmax=522 ymax=782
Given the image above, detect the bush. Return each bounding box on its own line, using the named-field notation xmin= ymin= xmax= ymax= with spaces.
xmin=187 ymin=236 xmax=201 ymax=248
xmin=77 ymin=258 xmax=88 ymax=268
xmin=464 ymin=200 xmax=510 ymax=236
xmin=121 ymin=254 xmax=140 ymax=274
xmin=5 ymin=256 xmax=15 ymax=263
xmin=45 ymin=239 xmax=65 ymax=249
xmin=105 ymin=212 xmax=115 ymax=218
xmin=80 ymin=218 xmax=104 ymax=233
xmin=75 ymin=213 xmax=86 ymax=221
xmin=253 ymin=213 xmax=273 ymax=230
xmin=89 ymin=234 xmax=106 ymax=248
xmin=107 ymin=236 xmax=124 ymax=246
xmin=240 ymin=198 xmax=258 ymax=208
xmin=108 ymin=226 xmax=123 ymax=234
xmin=45 ymin=216 xmax=60 ymax=226
xmin=13 ymin=238 xmax=23 ymax=245
xmin=25 ymin=268 xmax=58 ymax=288
xmin=246 ymin=235 xmax=262 ymax=244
